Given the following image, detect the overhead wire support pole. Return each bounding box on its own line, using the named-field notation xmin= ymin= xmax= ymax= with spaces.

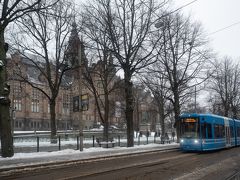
xmin=195 ymin=85 xmax=197 ymax=113
xmin=78 ymin=51 xmax=83 ymax=152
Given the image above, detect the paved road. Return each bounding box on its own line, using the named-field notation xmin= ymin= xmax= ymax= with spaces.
xmin=1 ymin=147 xmax=240 ymax=180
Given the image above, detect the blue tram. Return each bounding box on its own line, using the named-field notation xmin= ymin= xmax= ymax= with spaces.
xmin=179 ymin=113 xmax=240 ymax=151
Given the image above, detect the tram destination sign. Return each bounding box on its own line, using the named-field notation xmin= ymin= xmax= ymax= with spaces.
xmin=184 ymin=118 xmax=197 ymax=123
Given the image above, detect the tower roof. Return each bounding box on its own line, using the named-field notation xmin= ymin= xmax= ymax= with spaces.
xmin=68 ymin=21 xmax=81 ymax=45
xmin=65 ymin=22 xmax=87 ymax=67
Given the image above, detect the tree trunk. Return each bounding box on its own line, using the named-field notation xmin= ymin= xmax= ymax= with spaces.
xmin=125 ymin=71 xmax=134 ymax=147
xmin=49 ymin=100 xmax=57 ymax=143
xmin=103 ymin=93 xmax=109 ymax=141
xmin=158 ymin=101 xmax=165 ymax=138
xmin=224 ymin=100 xmax=229 ymax=117
xmin=232 ymin=106 xmax=238 ymax=119
xmin=0 ymin=28 xmax=14 ymax=157
xmin=173 ymin=92 xmax=181 ymax=143
xmin=136 ymin=99 xmax=140 ymax=132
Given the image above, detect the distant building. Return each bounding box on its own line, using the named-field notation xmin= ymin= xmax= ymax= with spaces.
xmin=7 ymin=24 xmax=159 ymax=132
xmin=133 ymin=86 xmax=158 ymax=132
xmin=7 ymin=24 xmax=125 ymax=131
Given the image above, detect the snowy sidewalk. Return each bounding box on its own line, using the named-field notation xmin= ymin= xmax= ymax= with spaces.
xmin=0 ymin=143 xmax=179 ymax=170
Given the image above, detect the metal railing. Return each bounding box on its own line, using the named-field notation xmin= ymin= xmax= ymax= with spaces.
xmin=227 ymin=171 xmax=240 ymax=180
xmin=9 ymin=132 xmax=175 ymax=153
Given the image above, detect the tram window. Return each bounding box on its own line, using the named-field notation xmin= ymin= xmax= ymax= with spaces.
xmin=214 ymin=125 xmax=219 ymax=138
xmin=206 ymin=124 xmax=212 ymax=138
xmin=238 ymin=127 xmax=240 ymax=137
xmin=214 ymin=124 xmax=224 ymax=138
xmin=201 ymin=124 xmax=206 ymax=138
xmin=230 ymin=126 xmax=234 ymax=138
xmin=180 ymin=117 xmax=199 ymax=138
xmin=221 ymin=125 xmax=225 ymax=137
xmin=201 ymin=123 xmax=212 ymax=139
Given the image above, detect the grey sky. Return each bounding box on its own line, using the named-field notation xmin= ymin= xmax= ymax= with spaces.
xmin=76 ymin=0 xmax=240 ymax=59
xmin=175 ymin=0 xmax=240 ymax=59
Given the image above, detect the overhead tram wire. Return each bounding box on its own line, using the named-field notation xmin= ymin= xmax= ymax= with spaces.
xmin=208 ymin=20 xmax=240 ymax=36
xmin=144 ymin=0 xmax=240 ymax=53
xmin=142 ymin=0 xmax=240 ymax=38
xmin=75 ymin=0 xmax=199 ymax=23
xmin=141 ymin=0 xmax=199 ymax=20
xmin=140 ymin=0 xmax=240 ymax=39
xmin=160 ymin=0 xmax=199 ymax=18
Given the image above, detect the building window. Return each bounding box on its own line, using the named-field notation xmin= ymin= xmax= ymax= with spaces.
xmin=31 ymin=88 xmax=40 ymax=113
xmin=96 ymin=81 xmax=103 ymax=90
xmin=13 ymin=83 xmax=22 ymax=111
xmin=14 ymin=99 xmax=22 ymax=111
xmin=48 ymin=103 xmax=50 ymax=113
xmin=62 ymin=93 xmax=70 ymax=115
xmin=15 ymin=121 xmax=19 ymax=128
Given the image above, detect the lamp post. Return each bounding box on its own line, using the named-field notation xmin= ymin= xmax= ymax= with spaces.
xmin=66 ymin=21 xmax=84 ymax=151
xmin=77 ymin=63 xmax=83 ymax=151
xmin=11 ymin=106 xmax=16 ymax=134
xmin=194 ymin=85 xmax=197 ymax=113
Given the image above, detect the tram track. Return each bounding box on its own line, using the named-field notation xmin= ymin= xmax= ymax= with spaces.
xmin=2 ymin=147 xmax=240 ymax=180
xmin=0 ymin=147 xmax=180 ymax=179
xmin=56 ymin=150 xmax=194 ymax=180
xmin=59 ymin=154 xmax=189 ymax=180
xmin=64 ymin=148 xmax=240 ymax=180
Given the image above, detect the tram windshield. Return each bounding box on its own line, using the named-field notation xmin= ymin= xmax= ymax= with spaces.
xmin=180 ymin=117 xmax=199 ymax=138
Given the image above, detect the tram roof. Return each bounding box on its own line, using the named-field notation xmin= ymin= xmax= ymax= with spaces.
xmin=180 ymin=113 xmax=240 ymax=122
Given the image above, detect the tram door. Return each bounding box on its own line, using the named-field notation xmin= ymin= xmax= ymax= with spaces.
xmin=224 ymin=118 xmax=231 ymax=147
xmin=225 ymin=127 xmax=231 ymax=147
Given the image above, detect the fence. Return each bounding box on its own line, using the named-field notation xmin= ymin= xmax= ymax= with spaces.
xmin=11 ymin=132 xmax=175 ymax=153
xmin=227 ymin=171 xmax=240 ymax=180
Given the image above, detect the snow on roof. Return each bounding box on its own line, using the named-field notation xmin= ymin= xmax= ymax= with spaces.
xmin=6 ymin=53 xmax=11 ymax=59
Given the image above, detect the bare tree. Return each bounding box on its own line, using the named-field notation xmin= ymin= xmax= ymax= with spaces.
xmin=208 ymin=57 xmax=240 ymax=118
xmin=141 ymin=70 xmax=172 ymax=138
xmin=10 ymin=0 xmax=73 ymax=143
xmin=132 ymin=85 xmax=145 ymax=132
xmin=83 ymin=54 xmax=120 ymax=142
xmin=80 ymin=5 xmax=122 ymax=141
xmin=82 ymin=0 xmax=168 ymax=147
xmin=155 ymin=12 xmax=211 ymax=141
xmin=0 ymin=0 xmax=58 ymax=157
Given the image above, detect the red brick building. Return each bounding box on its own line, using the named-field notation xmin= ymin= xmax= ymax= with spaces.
xmin=7 ymin=25 xmax=158 ymax=132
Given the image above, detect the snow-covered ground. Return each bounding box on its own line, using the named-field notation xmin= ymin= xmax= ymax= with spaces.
xmin=11 ymin=131 xmax=173 ymax=148
xmin=13 ymin=136 xmax=169 ymax=147
xmin=0 ymin=143 xmax=179 ymax=170
xmin=1 ymin=143 xmax=177 ymax=160
xmin=0 ymin=131 xmax=177 ymax=170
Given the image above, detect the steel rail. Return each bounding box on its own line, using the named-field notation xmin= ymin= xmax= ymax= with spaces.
xmin=0 ymin=147 xmax=179 ymax=178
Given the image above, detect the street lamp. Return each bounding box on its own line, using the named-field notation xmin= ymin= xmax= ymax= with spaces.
xmin=0 ymin=60 xmax=3 ymax=68
xmin=155 ymin=21 xmax=165 ymax=29
xmin=77 ymin=62 xmax=83 ymax=151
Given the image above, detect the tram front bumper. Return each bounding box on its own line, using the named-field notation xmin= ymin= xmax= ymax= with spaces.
xmin=180 ymin=139 xmax=202 ymax=151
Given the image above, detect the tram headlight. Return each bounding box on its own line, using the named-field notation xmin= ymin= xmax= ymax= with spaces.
xmin=194 ymin=139 xmax=199 ymax=144
xmin=180 ymin=139 xmax=184 ymax=143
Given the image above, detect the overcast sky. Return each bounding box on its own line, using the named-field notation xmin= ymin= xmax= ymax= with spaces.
xmin=76 ymin=0 xmax=240 ymax=59
xmin=174 ymin=0 xmax=240 ymax=59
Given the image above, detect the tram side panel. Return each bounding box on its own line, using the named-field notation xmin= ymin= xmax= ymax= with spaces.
xmin=229 ymin=119 xmax=235 ymax=147
xmin=225 ymin=118 xmax=235 ymax=147
xmin=235 ymin=120 xmax=240 ymax=146
xmin=212 ymin=116 xmax=226 ymax=150
xmin=201 ymin=115 xmax=216 ymax=151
